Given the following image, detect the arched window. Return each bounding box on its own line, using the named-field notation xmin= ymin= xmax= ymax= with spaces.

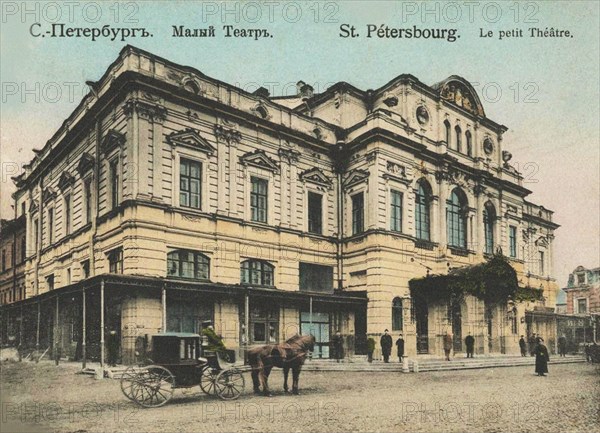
xmin=167 ymin=250 xmax=210 ymax=280
xmin=446 ymin=188 xmax=468 ymax=249
xmin=483 ymin=202 xmax=496 ymax=255
xmin=455 ymin=125 xmax=462 ymax=153
xmin=465 ymin=130 xmax=473 ymax=156
xmin=444 ymin=120 xmax=451 ymax=146
xmin=392 ymin=297 xmax=403 ymax=331
xmin=415 ymin=179 xmax=432 ymax=241
xmin=241 ymin=260 xmax=274 ymax=286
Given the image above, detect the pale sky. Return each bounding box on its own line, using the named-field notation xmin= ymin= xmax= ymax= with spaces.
xmin=1 ymin=1 xmax=598 ymax=291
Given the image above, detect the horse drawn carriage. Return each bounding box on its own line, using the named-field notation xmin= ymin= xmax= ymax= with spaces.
xmin=120 ymin=333 xmax=246 ymax=407
xmin=120 ymin=332 xmax=315 ymax=407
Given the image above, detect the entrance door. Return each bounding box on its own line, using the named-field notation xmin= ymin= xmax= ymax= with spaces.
xmin=414 ymin=297 xmax=429 ymax=354
xmin=450 ymin=301 xmax=462 ymax=352
xmin=300 ymin=312 xmax=330 ymax=358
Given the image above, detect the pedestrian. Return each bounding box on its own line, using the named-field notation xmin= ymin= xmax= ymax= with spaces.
xmin=395 ymin=334 xmax=405 ymax=362
xmin=464 ymin=332 xmax=475 ymax=358
xmin=558 ymin=334 xmax=567 ymax=357
xmin=331 ymin=330 xmax=344 ymax=363
xmin=107 ymin=329 xmax=119 ymax=367
xmin=528 ymin=333 xmax=537 ymax=356
xmin=535 ymin=337 xmax=550 ymax=376
xmin=443 ymin=330 xmax=453 ymax=361
xmin=519 ymin=335 xmax=527 ymax=357
xmin=367 ymin=336 xmax=375 ymax=363
xmin=380 ymin=330 xmax=392 ymax=363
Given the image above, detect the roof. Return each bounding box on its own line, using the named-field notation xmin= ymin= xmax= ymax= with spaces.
xmin=152 ymin=333 xmax=201 ymax=338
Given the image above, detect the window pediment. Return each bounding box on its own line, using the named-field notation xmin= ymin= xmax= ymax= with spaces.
xmin=167 ymin=128 xmax=215 ymax=156
xmin=58 ymin=172 xmax=75 ymax=192
xmin=299 ymin=167 xmax=332 ymax=189
xmin=29 ymin=200 xmax=39 ymax=214
xmin=101 ymin=130 xmax=126 ymax=155
xmin=42 ymin=187 xmax=56 ymax=204
xmin=343 ymin=169 xmax=369 ymax=189
xmin=240 ymin=149 xmax=279 ymax=173
xmin=76 ymin=152 xmax=95 ymax=176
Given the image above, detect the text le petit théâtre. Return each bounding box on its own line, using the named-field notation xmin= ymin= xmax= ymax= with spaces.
xmin=480 ymin=27 xmax=573 ymax=40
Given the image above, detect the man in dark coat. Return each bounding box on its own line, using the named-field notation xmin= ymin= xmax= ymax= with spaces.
xmin=331 ymin=330 xmax=344 ymax=363
xmin=443 ymin=331 xmax=453 ymax=361
xmin=465 ymin=332 xmax=475 ymax=358
xmin=367 ymin=337 xmax=375 ymax=363
xmin=106 ymin=329 xmax=119 ymax=367
xmin=380 ymin=330 xmax=392 ymax=363
xmin=528 ymin=333 xmax=537 ymax=356
xmin=558 ymin=335 xmax=567 ymax=357
xmin=395 ymin=334 xmax=405 ymax=362
xmin=519 ymin=335 xmax=527 ymax=357
xmin=535 ymin=338 xmax=550 ymax=376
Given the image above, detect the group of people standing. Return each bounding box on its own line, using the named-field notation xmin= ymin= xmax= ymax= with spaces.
xmin=519 ymin=333 xmax=551 ymax=376
xmin=363 ymin=329 xmax=405 ymax=363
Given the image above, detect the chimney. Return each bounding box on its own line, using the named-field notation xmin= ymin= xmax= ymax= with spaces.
xmin=297 ymin=81 xmax=314 ymax=99
xmin=253 ymin=86 xmax=270 ymax=98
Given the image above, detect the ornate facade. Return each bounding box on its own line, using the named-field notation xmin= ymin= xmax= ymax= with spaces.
xmin=0 ymin=46 xmax=559 ymax=363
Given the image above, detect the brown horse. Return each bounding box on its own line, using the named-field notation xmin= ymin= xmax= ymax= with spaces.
xmin=247 ymin=334 xmax=315 ymax=396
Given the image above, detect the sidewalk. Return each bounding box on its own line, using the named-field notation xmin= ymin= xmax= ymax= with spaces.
xmin=301 ymin=354 xmax=588 ymax=372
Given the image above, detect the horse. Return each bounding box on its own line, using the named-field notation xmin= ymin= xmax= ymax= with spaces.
xmin=247 ymin=334 xmax=315 ymax=396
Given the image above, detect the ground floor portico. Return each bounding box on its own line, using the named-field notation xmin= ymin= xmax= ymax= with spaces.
xmin=0 ymin=274 xmax=367 ymax=366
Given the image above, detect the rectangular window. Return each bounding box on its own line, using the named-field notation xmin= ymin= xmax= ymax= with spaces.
xmin=81 ymin=260 xmax=90 ymax=279
xmin=46 ymin=274 xmax=54 ymax=291
xmin=84 ymin=178 xmax=92 ymax=224
xmin=299 ymin=263 xmax=334 ymax=293
xmin=64 ymin=194 xmax=71 ymax=236
xmin=109 ymin=159 xmax=120 ymax=210
xmin=251 ymin=177 xmax=268 ymax=223
xmin=20 ymin=237 xmax=26 ymax=262
xmin=179 ymin=158 xmax=202 ymax=209
xmin=577 ymin=298 xmax=587 ymax=314
xmin=47 ymin=208 xmax=54 ymax=245
xmin=66 ymin=268 xmax=71 ymax=285
xmin=509 ymin=226 xmax=517 ymax=258
xmin=108 ymin=248 xmax=123 ymax=274
xmin=390 ymin=190 xmax=403 ymax=232
xmin=307 ymin=192 xmax=323 ymax=234
xmin=351 ymin=192 xmax=364 ymax=235
xmin=21 ymin=202 xmax=25 ymax=217
xmin=539 ymin=251 xmax=545 ymax=275
xmin=33 ymin=219 xmax=39 ymax=251
xmin=1 ymin=250 xmax=5 ymax=272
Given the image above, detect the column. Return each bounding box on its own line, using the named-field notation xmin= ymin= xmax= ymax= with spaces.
xmin=436 ymin=181 xmax=448 ymax=248
xmin=216 ymin=135 xmax=228 ymax=214
xmin=100 ymin=280 xmax=105 ymax=368
xmin=151 ymin=114 xmax=165 ymax=201
xmin=82 ymin=289 xmax=87 ymax=369
xmin=476 ymin=193 xmax=485 ymax=254
xmin=161 ymin=284 xmax=167 ymax=332
xmin=36 ymin=301 xmax=40 ymax=355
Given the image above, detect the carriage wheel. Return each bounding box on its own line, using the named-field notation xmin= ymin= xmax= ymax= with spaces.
xmin=215 ymin=369 xmax=245 ymax=400
xmin=120 ymin=366 xmax=145 ymax=401
xmin=127 ymin=365 xmax=175 ymax=408
xmin=200 ymin=367 xmax=218 ymax=395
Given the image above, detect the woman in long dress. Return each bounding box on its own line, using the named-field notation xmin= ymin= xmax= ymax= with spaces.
xmin=535 ymin=338 xmax=550 ymax=376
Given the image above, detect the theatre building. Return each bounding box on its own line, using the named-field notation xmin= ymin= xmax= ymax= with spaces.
xmin=0 ymin=46 xmax=559 ymax=364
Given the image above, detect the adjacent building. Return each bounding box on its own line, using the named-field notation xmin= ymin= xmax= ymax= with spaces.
xmin=0 ymin=46 xmax=560 ymax=364
xmin=558 ymin=266 xmax=600 ymax=347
